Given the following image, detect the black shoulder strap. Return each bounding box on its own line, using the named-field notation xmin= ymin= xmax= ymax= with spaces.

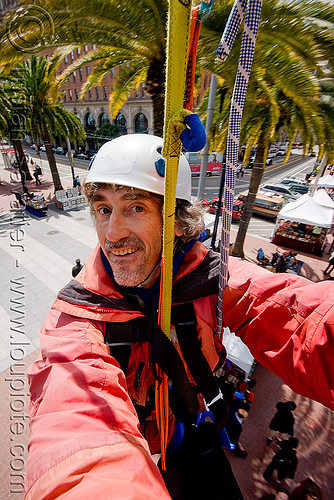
xmin=105 ymin=305 xmax=228 ymax=428
xmin=105 ymin=315 xmax=199 ymax=415
xmin=172 ymin=303 xmax=228 ymax=430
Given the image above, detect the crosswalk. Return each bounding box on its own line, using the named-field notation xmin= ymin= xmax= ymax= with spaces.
xmin=204 ymin=213 xmax=275 ymax=241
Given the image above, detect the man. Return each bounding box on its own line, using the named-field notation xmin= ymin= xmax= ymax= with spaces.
xmin=225 ymin=401 xmax=250 ymax=458
xmin=25 ymin=134 xmax=334 ymax=500
xmin=71 ymin=258 xmax=83 ymax=277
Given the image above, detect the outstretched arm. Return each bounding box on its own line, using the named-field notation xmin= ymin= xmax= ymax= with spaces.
xmin=25 ymin=309 xmax=171 ymax=500
xmin=224 ymin=257 xmax=334 ymax=410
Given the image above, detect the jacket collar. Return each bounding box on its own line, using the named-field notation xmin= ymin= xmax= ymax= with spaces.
xmin=54 ymin=243 xmax=220 ymax=320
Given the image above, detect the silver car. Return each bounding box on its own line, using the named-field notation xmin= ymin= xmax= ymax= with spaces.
xmin=259 ymin=183 xmax=301 ymax=201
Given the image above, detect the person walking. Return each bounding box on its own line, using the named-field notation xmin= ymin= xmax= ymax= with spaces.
xmin=24 ymin=134 xmax=334 ymax=500
xmin=267 ymin=401 xmax=296 ymax=443
xmin=74 ymin=175 xmax=81 ymax=194
xmin=323 ymin=250 xmax=334 ymax=276
xmin=71 ymin=258 xmax=83 ymax=277
xmin=263 ymin=438 xmax=299 ymax=482
xmin=225 ymin=401 xmax=250 ymax=457
xmin=33 ymin=169 xmax=42 ymax=185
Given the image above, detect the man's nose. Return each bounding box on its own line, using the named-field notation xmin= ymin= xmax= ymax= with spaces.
xmin=105 ymin=211 xmax=131 ymax=242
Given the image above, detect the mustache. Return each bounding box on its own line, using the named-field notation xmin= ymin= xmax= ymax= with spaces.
xmin=105 ymin=237 xmax=143 ymax=250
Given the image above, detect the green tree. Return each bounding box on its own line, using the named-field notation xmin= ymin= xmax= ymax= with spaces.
xmin=0 ymin=55 xmax=86 ymax=192
xmin=95 ymin=122 xmax=121 ymax=144
xmin=197 ymin=0 xmax=334 ymax=257
xmin=0 ymin=82 xmax=34 ymax=181
xmin=0 ymin=87 xmax=10 ymax=132
xmin=0 ymin=0 xmax=169 ymax=136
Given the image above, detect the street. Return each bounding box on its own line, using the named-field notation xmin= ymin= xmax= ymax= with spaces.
xmin=26 ymin=149 xmax=317 ymax=241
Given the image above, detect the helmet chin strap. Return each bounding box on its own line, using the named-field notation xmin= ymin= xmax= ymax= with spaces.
xmin=137 ymin=260 xmax=162 ymax=290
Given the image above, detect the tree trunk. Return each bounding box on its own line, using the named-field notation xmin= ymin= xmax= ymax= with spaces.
xmin=146 ymin=57 xmax=165 ymax=137
xmin=232 ymin=129 xmax=267 ymax=258
xmin=12 ymin=139 xmax=33 ymax=181
xmin=42 ymin=129 xmax=63 ymax=192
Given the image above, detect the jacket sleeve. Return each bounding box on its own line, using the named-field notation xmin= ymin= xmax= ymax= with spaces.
xmin=25 ymin=309 xmax=171 ymax=500
xmin=224 ymin=257 xmax=334 ymax=410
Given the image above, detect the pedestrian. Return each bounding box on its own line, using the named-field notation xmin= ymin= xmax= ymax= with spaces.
xmin=243 ymin=379 xmax=257 ymax=404
xmin=71 ymin=258 xmax=83 ymax=277
xmin=25 ymin=134 xmax=334 ymax=499
xmin=288 ymin=477 xmax=323 ymax=500
xmin=33 ymin=169 xmax=42 ymax=186
xmin=267 ymin=401 xmax=296 ymax=443
xmin=74 ymin=175 xmax=81 ymax=194
xmin=263 ymin=437 xmax=299 ymax=482
xmin=323 ymin=250 xmax=334 ymax=276
xmin=240 ymin=166 xmax=245 ymax=177
xmin=225 ymin=401 xmax=250 ymax=457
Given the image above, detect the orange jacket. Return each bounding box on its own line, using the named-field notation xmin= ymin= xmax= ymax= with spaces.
xmin=25 ymin=243 xmax=334 ymax=499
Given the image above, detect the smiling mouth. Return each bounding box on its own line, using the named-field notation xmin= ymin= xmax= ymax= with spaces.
xmin=110 ymin=247 xmax=139 ymax=256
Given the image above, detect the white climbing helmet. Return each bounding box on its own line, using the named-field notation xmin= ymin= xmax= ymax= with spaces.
xmin=85 ymin=134 xmax=191 ymax=201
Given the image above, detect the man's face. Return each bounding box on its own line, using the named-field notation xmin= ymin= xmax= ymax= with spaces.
xmin=93 ymin=187 xmax=163 ymax=287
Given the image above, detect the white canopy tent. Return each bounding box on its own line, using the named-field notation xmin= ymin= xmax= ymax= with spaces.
xmin=277 ymin=195 xmax=334 ymax=228
xmin=313 ymin=189 xmax=334 ymax=209
xmin=223 ymin=328 xmax=254 ymax=374
xmin=310 ymin=174 xmax=334 ymax=188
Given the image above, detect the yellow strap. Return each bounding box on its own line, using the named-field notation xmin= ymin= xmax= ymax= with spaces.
xmin=161 ymin=0 xmax=192 ymax=339
xmin=156 ymin=0 xmax=192 ymax=469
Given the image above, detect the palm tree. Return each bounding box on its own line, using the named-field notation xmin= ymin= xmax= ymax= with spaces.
xmin=0 ymin=87 xmax=10 ymax=132
xmin=1 ymin=55 xmax=86 ymax=192
xmin=196 ymin=0 xmax=334 ymax=257
xmin=0 ymin=82 xmax=34 ymax=182
xmin=0 ymin=0 xmax=168 ymax=136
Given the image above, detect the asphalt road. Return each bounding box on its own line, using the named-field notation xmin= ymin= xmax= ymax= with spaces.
xmin=192 ymin=153 xmax=317 ymax=240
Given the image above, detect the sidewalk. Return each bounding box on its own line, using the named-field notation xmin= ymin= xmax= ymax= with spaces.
xmin=0 ymin=151 xmax=75 ymax=213
xmin=0 ymin=152 xmax=333 ymax=499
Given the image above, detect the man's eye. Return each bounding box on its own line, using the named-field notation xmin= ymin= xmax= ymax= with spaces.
xmin=98 ymin=207 xmax=111 ymax=215
xmin=131 ymin=205 xmax=144 ymax=213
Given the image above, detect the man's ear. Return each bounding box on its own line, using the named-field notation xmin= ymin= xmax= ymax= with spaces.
xmin=174 ymin=223 xmax=184 ymax=237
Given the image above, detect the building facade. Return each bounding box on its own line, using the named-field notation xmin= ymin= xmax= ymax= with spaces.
xmin=54 ymin=45 xmax=154 ymax=140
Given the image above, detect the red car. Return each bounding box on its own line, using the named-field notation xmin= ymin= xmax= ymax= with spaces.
xmin=203 ymin=197 xmax=244 ymax=221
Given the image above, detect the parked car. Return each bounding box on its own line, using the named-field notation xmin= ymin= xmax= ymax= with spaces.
xmin=238 ymin=190 xmax=285 ymax=219
xmin=203 ymin=197 xmax=244 ymax=221
xmin=280 ymin=177 xmax=308 ymax=186
xmin=279 ymin=178 xmax=308 ymax=194
xmin=259 ymin=183 xmax=300 ymax=201
xmin=40 ymin=145 xmax=46 ymax=152
xmin=248 ymin=155 xmax=273 ymax=168
xmin=267 ymin=148 xmax=278 ymax=158
xmin=76 ymin=152 xmax=91 ymax=160
xmin=283 ymin=183 xmax=309 ymax=195
xmin=54 ymin=146 xmax=66 ymax=155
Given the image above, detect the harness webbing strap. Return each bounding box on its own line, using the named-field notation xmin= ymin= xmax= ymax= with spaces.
xmin=105 ymin=304 xmax=228 ymax=430
xmin=105 ymin=316 xmax=199 ymax=415
xmin=172 ymin=303 xmax=228 ymax=431
xmin=151 ymin=323 xmax=199 ymax=415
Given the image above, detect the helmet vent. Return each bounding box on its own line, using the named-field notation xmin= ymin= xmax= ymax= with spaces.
xmin=155 ymin=158 xmax=165 ymax=177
